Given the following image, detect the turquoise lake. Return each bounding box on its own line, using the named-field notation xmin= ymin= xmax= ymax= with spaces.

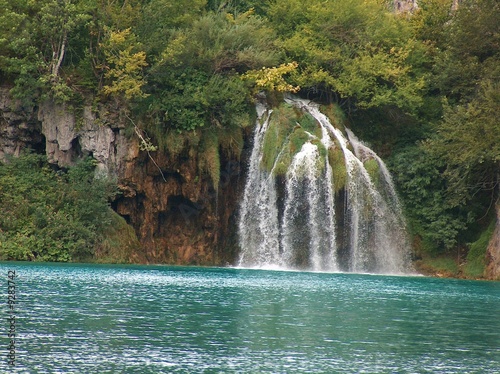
xmin=1 ymin=262 xmax=499 ymax=373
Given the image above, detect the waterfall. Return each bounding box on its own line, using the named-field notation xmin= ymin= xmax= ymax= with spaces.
xmin=237 ymin=98 xmax=412 ymax=274
xmin=345 ymin=128 xmax=410 ymax=273
xmin=281 ymin=142 xmax=338 ymax=271
xmin=237 ymin=103 xmax=281 ymax=268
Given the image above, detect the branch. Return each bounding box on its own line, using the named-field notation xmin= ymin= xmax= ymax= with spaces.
xmin=52 ymin=32 xmax=68 ymax=78
xmin=125 ymin=114 xmax=167 ymax=182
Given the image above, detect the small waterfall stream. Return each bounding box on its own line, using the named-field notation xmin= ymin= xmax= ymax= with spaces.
xmin=237 ymin=103 xmax=281 ymax=267
xmin=238 ymin=97 xmax=412 ymax=274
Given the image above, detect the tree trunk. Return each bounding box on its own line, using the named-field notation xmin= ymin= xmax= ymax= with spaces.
xmin=52 ymin=32 xmax=68 ymax=78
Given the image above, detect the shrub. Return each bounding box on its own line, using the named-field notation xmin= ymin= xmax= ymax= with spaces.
xmin=0 ymin=153 xmax=118 ymax=262
xmin=464 ymin=220 xmax=496 ymax=278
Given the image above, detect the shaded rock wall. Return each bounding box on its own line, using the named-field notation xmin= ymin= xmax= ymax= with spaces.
xmin=0 ymin=87 xmax=44 ymax=160
xmin=112 ymin=142 xmax=244 ymax=265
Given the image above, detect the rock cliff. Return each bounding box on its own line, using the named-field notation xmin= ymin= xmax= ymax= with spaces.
xmin=1 ymin=91 xmax=244 ymax=265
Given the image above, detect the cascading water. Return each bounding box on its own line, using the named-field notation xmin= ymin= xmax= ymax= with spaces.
xmin=280 ymin=141 xmax=338 ymax=271
xmin=237 ymin=103 xmax=281 ymax=268
xmin=237 ymin=97 xmax=412 ymax=274
xmin=345 ymin=128 xmax=410 ymax=273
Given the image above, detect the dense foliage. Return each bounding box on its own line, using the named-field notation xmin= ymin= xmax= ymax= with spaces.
xmin=0 ymin=154 xmax=118 ymax=262
xmin=391 ymin=0 xmax=500 ymax=258
xmin=0 ymin=0 xmax=498 ymax=268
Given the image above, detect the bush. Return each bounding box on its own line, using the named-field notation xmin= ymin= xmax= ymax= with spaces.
xmin=391 ymin=146 xmax=468 ymax=253
xmin=464 ymin=220 xmax=496 ymax=278
xmin=0 ymin=153 xmax=118 ymax=262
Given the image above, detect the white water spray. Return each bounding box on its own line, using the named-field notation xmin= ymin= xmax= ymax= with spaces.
xmin=238 ymin=98 xmax=412 ymax=274
xmin=237 ymin=104 xmax=281 ymax=267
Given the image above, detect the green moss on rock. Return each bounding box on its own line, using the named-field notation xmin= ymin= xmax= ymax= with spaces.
xmin=328 ymin=145 xmax=347 ymax=192
xmin=199 ymin=131 xmax=220 ymax=190
xmin=259 ymin=103 xmax=350 ymax=185
xmin=261 ymin=104 xmax=295 ymax=173
xmin=95 ymin=211 xmax=140 ymax=263
xmin=364 ymin=158 xmax=380 ymax=187
xmin=297 ymin=111 xmax=322 ymax=138
xmin=321 ymin=103 xmax=347 ymax=133
xmin=262 ymin=103 xmax=325 ymax=176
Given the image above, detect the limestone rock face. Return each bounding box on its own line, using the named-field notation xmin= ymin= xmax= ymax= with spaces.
xmin=38 ymin=100 xmax=77 ymax=166
xmin=36 ymin=100 xmax=134 ymax=175
xmin=78 ymin=108 xmax=115 ymax=173
xmin=0 ymin=87 xmax=44 ymax=160
xmin=32 ymin=97 xmax=243 ymax=265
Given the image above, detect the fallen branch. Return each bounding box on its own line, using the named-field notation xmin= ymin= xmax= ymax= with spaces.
xmin=125 ymin=114 xmax=167 ymax=182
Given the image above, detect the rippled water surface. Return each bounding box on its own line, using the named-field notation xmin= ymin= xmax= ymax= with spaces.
xmin=1 ymin=262 xmax=499 ymax=373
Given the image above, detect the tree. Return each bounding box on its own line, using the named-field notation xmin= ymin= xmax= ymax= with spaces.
xmin=429 ymin=81 xmax=500 ymax=207
xmin=426 ymin=0 xmax=500 ymax=207
xmin=137 ymin=0 xmax=206 ymax=55
xmin=268 ymin=0 xmax=428 ymax=113
xmin=100 ymin=28 xmax=148 ymax=100
xmin=0 ymin=154 xmax=118 ymax=262
xmin=144 ymin=10 xmax=280 ymax=132
xmin=391 ymin=146 xmax=469 ymax=253
xmin=431 ymin=0 xmax=500 ymax=103
xmin=397 ymin=0 xmax=500 ymax=257
xmin=0 ymin=0 xmax=92 ymax=103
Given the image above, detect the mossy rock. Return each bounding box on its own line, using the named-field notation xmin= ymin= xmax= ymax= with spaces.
xmin=262 ymin=103 xmax=325 ymax=176
xmin=199 ymin=131 xmax=220 ymax=190
xmin=296 ymin=111 xmax=322 ymax=138
xmin=218 ymin=125 xmax=244 ymax=159
xmin=328 ymin=146 xmax=347 ymax=192
xmin=261 ymin=104 xmax=298 ymax=173
xmin=260 ymin=102 xmax=350 ymax=183
xmin=273 ymin=150 xmax=292 ymax=176
xmin=261 ymin=116 xmax=290 ymax=172
xmin=416 ymin=255 xmax=460 ymax=277
xmin=311 ymin=138 xmax=328 ymax=174
xmin=289 ymin=128 xmax=310 ymax=154
xmin=363 ymin=158 xmax=380 ymax=187
xmin=320 ymin=103 xmax=347 ymax=133
xmin=94 ymin=211 xmax=140 ymax=264
xmin=268 ymin=127 xmax=310 ymax=177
